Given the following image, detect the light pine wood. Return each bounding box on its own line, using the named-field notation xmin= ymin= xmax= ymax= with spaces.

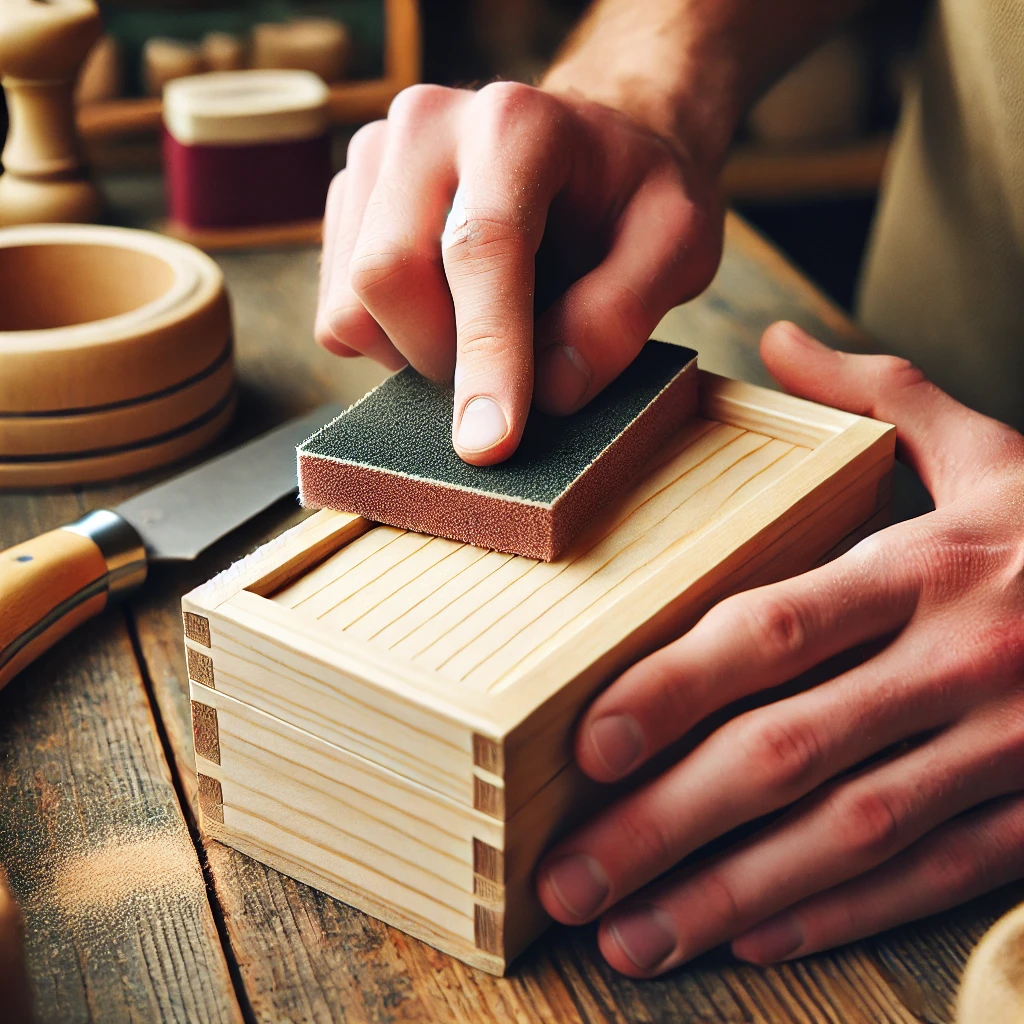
xmin=0 ymin=527 xmax=108 ymax=691
xmin=0 ymin=0 xmax=103 ymax=226
xmin=184 ymin=371 xmax=895 ymax=973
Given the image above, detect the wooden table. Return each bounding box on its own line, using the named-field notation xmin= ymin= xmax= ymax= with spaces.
xmin=2 ymin=193 xmax=1019 ymax=1023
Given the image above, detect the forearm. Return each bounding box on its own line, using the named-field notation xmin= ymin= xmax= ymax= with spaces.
xmin=542 ymin=0 xmax=867 ymax=171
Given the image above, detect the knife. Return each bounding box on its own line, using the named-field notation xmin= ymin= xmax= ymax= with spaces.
xmin=0 ymin=403 xmax=341 ymax=690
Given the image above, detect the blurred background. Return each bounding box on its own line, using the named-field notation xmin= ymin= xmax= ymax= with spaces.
xmin=0 ymin=0 xmax=932 ymax=312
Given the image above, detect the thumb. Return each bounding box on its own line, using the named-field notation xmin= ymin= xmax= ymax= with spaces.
xmin=761 ymin=321 xmax=1018 ymax=506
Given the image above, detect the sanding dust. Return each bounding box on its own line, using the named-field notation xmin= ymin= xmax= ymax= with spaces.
xmin=50 ymin=833 xmax=199 ymax=916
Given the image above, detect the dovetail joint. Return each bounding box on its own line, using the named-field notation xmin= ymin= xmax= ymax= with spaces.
xmin=191 ymin=700 xmax=221 ymax=765
xmin=186 ymin=646 xmax=215 ymax=689
xmin=183 ymin=612 xmax=211 ymax=647
xmin=472 ymin=838 xmax=504 ymax=882
xmin=473 ymin=875 xmax=503 ymax=903
xmin=197 ymin=773 xmax=224 ymax=824
xmin=472 ymin=734 xmax=504 ymax=775
xmin=474 ymin=903 xmax=504 ymax=956
xmin=473 ymin=776 xmax=505 ymax=819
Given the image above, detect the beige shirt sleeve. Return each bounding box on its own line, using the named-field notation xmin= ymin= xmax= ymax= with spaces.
xmin=857 ymin=0 xmax=1024 ymax=430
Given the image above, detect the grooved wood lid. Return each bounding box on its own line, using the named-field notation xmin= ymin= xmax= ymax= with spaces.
xmin=164 ymin=70 xmax=330 ymax=146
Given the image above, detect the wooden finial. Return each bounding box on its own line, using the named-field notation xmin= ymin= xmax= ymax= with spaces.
xmin=0 ymin=0 xmax=104 ymax=226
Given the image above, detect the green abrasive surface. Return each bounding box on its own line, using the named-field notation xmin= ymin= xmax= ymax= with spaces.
xmin=300 ymin=341 xmax=697 ymax=506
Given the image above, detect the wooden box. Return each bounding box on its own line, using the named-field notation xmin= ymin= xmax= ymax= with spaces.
xmin=183 ymin=372 xmax=895 ymax=975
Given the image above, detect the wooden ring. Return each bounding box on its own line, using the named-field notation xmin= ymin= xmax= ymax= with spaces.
xmin=0 ymin=224 xmax=231 ymax=413
xmin=0 ymin=342 xmax=233 ymax=457
xmin=0 ymin=392 xmax=236 ymax=489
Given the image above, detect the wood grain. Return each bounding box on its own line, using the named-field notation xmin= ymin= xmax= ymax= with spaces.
xmin=0 ymin=496 xmax=243 ymax=1024
xmin=29 ymin=195 xmax=1015 ymax=1020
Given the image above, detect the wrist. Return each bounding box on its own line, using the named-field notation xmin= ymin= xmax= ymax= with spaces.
xmin=542 ymin=56 xmax=740 ymax=178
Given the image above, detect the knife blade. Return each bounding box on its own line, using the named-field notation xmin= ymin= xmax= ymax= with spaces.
xmin=0 ymin=403 xmax=341 ymax=689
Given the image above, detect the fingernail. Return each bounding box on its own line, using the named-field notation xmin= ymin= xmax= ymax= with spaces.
xmin=536 ymin=345 xmax=591 ymax=409
xmin=734 ymin=916 xmax=803 ymax=964
xmin=774 ymin=321 xmax=821 ymax=350
xmin=588 ymin=714 xmax=644 ymax=777
xmin=608 ymin=904 xmax=678 ymax=971
xmin=456 ymin=397 xmax=508 ymax=452
xmin=543 ymin=854 xmax=610 ymax=920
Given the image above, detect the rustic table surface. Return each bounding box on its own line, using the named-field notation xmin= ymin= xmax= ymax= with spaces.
xmin=1 ymin=176 xmax=1019 ymax=1024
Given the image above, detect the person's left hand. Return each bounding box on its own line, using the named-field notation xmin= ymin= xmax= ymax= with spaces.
xmin=536 ymin=321 xmax=1024 ymax=977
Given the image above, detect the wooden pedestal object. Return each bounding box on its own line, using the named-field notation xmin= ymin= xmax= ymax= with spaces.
xmin=0 ymin=0 xmax=103 ymax=226
xmin=183 ymin=373 xmax=895 ymax=975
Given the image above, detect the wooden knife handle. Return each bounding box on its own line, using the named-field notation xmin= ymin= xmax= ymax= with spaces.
xmin=0 ymin=511 xmax=147 ymax=690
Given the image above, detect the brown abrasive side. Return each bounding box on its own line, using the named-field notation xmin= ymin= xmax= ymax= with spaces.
xmin=299 ymin=360 xmax=699 ymax=561
xmin=297 ymin=458 xmax=557 ymax=560
xmin=545 ymin=360 xmax=699 ymax=557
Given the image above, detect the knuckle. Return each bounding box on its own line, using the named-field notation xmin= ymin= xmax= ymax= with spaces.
xmin=925 ymin=835 xmax=983 ymax=900
xmin=346 ymin=119 xmax=387 ymax=164
xmin=829 ymin=788 xmax=902 ymax=861
xmin=476 ymin=80 xmax=544 ymax=121
xmin=326 ymin=168 xmax=346 ymax=205
xmin=613 ymin=803 xmax=675 ymax=874
xmin=601 ymin=283 xmax=653 ymax=350
xmin=348 ymin=246 xmax=417 ymax=301
xmin=316 ymin=301 xmax=372 ymax=349
xmin=738 ymin=591 xmax=810 ymax=665
xmin=733 ymin=712 xmax=824 ymax=796
xmin=873 ymin=355 xmax=928 ymax=393
xmin=692 ymin=871 xmax=743 ymax=932
xmin=456 ymin=327 xmax=518 ymax=366
xmin=443 ymin=211 xmax=528 ymax=263
xmin=387 ymin=83 xmax=453 ymax=128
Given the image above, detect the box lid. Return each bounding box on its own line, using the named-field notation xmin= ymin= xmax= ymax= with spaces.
xmin=164 ymin=69 xmax=329 ymax=146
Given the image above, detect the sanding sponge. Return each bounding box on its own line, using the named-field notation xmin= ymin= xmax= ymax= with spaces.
xmin=298 ymin=341 xmax=699 ymax=561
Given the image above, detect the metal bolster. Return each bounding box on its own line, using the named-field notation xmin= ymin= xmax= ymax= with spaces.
xmin=63 ymin=510 xmax=148 ymax=600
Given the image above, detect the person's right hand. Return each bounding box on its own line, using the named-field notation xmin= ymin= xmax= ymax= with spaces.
xmin=315 ymin=82 xmax=724 ymax=466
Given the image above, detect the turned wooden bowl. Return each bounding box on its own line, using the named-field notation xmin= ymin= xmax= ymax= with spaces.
xmin=0 ymin=224 xmax=234 ymax=485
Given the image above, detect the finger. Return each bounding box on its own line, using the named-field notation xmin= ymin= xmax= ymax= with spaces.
xmin=443 ymin=82 xmax=571 ymax=466
xmin=538 ymin=627 xmax=966 ymax=928
xmin=761 ymin=322 xmax=1024 ymax=507
xmin=576 ymin=528 xmax=920 ymax=783
xmin=349 ymin=85 xmax=462 ymax=381
xmin=316 ymin=121 xmax=406 ymax=371
xmin=598 ymin=703 xmax=1024 ymax=976
xmin=533 ymin=177 xmax=721 ymax=415
xmin=733 ymin=791 xmax=1024 ymax=964
xmin=315 ymin=170 xmax=358 ymax=357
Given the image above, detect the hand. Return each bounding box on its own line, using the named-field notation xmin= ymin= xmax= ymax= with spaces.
xmin=536 ymin=321 xmax=1024 ymax=976
xmin=315 ymin=82 xmax=722 ymax=465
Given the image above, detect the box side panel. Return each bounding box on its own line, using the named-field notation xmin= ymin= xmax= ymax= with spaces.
xmin=500 ymin=428 xmax=894 ymax=816
xmin=188 ymin=684 xmax=519 ymax=973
